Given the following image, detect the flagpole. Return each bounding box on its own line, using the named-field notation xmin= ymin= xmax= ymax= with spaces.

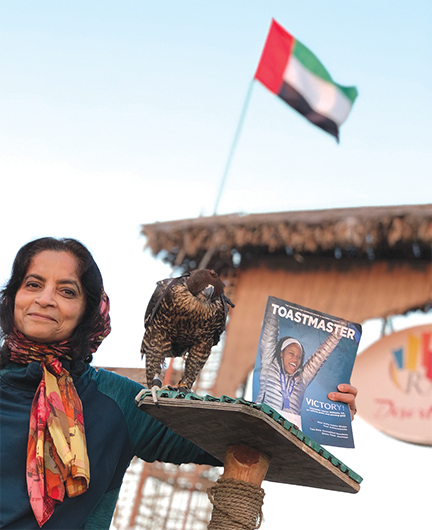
xmin=213 ymin=80 xmax=255 ymax=215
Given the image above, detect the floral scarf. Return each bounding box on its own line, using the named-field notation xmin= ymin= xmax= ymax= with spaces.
xmin=5 ymin=289 xmax=110 ymax=527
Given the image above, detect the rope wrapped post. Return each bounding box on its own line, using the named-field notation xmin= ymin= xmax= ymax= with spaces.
xmin=207 ymin=445 xmax=271 ymax=530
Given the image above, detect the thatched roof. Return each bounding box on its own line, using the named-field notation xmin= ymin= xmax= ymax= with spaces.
xmin=140 ymin=204 xmax=432 ymax=398
xmin=141 ymin=204 xmax=432 ymax=273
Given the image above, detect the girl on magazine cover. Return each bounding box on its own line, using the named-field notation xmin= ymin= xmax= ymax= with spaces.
xmin=255 ymin=302 xmax=356 ymax=429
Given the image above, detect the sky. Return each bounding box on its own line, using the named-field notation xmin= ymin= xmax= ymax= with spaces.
xmin=0 ymin=1 xmax=431 ymax=529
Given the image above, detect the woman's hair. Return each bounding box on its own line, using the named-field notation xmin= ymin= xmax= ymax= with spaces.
xmin=0 ymin=237 xmax=104 ymax=374
xmin=275 ymin=336 xmax=305 ymax=376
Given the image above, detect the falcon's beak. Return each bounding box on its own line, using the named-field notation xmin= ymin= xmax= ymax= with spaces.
xmin=202 ymin=284 xmax=215 ymax=300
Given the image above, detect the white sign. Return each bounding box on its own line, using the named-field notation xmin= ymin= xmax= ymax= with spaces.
xmin=352 ymin=325 xmax=432 ymax=445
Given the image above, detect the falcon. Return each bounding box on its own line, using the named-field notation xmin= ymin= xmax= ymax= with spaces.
xmin=141 ymin=269 xmax=234 ymax=393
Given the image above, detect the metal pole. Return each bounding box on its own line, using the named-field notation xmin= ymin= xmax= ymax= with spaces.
xmin=213 ymin=80 xmax=255 ymax=215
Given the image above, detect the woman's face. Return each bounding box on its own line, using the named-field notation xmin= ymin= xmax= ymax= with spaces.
xmin=281 ymin=343 xmax=302 ymax=375
xmin=14 ymin=250 xmax=86 ymax=343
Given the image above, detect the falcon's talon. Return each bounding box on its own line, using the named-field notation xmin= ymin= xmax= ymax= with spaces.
xmin=151 ymin=386 xmax=160 ymax=407
xmin=160 ymin=385 xmax=189 ymax=395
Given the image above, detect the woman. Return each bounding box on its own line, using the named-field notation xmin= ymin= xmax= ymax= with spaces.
xmin=255 ymin=302 xmax=358 ymax=429
xmin=0 ymin=237 xmax=220 ymax=529
xmin=0 ymin=237 xmax=357 ymax=528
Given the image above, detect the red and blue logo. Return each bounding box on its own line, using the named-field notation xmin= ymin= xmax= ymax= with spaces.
xmin=390 ymin=331 xmax=432 ymax=394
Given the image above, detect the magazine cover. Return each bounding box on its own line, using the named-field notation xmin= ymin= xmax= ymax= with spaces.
xmin=252 ymin=296 xmax=362 ymax=448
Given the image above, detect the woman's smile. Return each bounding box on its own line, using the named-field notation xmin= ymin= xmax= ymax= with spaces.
xmin=27 ymin=312 xmax=57 ymax=321
xmin=281 ymin=343 xmax=302 ymax=375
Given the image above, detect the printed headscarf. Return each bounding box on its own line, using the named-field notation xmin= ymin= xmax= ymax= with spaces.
xmin=6 ymin=288 xmax=111 ymax=527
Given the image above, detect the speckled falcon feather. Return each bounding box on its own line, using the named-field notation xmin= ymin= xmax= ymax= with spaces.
xmin=141 ymin=269 xmax=234 ymax=391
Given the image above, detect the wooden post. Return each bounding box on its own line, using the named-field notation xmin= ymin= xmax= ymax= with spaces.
xmin=207 ymin=445 xmax=270 ymax=529
xmin=222 ymin=445 xmax=270 ymax=485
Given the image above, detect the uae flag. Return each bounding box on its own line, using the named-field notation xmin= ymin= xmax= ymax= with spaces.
xmin=254 ymin=19 xmax=358 ymax=141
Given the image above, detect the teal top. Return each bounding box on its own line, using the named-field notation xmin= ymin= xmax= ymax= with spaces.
xmin=0 ymin=362 xmax=221 ymax=529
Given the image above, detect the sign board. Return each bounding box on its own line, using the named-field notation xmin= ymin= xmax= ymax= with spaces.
xmin=352 ymin=325 xmax=432 ymax=445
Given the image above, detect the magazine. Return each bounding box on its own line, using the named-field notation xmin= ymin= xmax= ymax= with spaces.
xmin=252 ymin=296 xmax=362 ymax=448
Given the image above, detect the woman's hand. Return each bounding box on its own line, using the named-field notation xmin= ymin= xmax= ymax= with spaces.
xmin=328 ymin=384 xmax=358 ymax=421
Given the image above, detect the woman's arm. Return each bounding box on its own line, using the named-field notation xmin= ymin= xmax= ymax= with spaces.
xmin=255 ymin=306 xmax=279 ymax=402
xmin=301 ymin=326 xmax=343 ymax=386
xmin=92 ymin=368 xmax=222 ymax=466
